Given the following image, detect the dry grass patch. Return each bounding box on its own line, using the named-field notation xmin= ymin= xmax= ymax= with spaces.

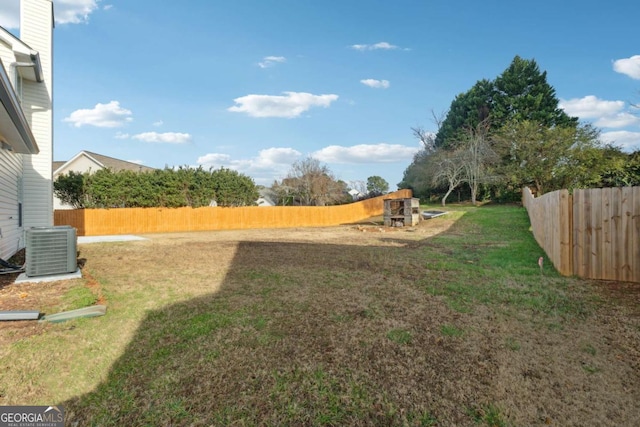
xmin=0 ymin=206 xmax=638 ymax=426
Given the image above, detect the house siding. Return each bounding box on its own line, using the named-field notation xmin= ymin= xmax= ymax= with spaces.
xmin=0 ymin=20 xmax=24 ymax=259
xmin=0 ymin=43 xmax=16 ymax=84
xmin=0 ymin=149 xmax=23 ymax=260
xmin=20 ymin=0 xmax=54 ymax=228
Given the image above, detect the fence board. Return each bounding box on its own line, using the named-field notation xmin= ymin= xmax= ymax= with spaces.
xmin=602 ymin=188 xmax=613 ymax=280
xmin=573 ymin=189 xmax=585 ymax=278
xmin=633 ymin=187 xmax=640 ymax=282
xmin=560 ymin=189 xmax=573 ymax=275
xmin=602 ymin=188 xmax=626 ymax=280
xmin=591 ymin=189 xmax=603 ymax=279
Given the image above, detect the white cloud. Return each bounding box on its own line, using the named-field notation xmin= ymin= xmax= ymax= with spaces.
xmin=613 ymin=55 xmax=640 ymax=80
xmin=601 ymin=131 xmax=640 ymax=151
xmin=559 ymin=96 xmax=624 ymax=118
xmin=55 ymin=0 xmax=100 ymax=24
xmin=115 ymin=132 xmax=130 ymax=139
xmin=103 ymin=4 xmax=113 ymax=11
xmin=63 ymin=101 xmax=133 ymax=128
xmin=258 ymin=56 xmax=286 ymax=68
xmin=595 ymin=112 xmax=640 ymax=128
xmin=312 ymin=143 xmax=420 ymax=164
xmin=228 ymin=92 xmax=339 ymax=118
xmin=197 ymin=147 xmax=302 ymax=184
xmin=132 ymin=132 xmax=192 ymax=144
xmin=153 ymin=120 xmax=164 ymax=127
xmin=360 ymin=79 xmax=390 ymax=89
xmin=196 ymin=153 xmax=232 ymax=164
xmin=559 ymin=95 xmax=640 ymax=129
xmin=350 ymin=41 xmax=399 ymax=51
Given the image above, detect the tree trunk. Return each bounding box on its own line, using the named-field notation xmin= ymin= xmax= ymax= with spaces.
xmin=442 ymin=186 xmax=454 ymax=206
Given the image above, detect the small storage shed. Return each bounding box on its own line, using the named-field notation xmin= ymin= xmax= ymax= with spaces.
xmin=383 ymin=197 xmax=420 ymax=227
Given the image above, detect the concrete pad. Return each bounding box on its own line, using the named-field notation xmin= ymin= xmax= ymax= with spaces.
xmin=78 ymin=235 xmax=148 ymax=244
xmin=14 ymin=268 xmax=82 ymax=284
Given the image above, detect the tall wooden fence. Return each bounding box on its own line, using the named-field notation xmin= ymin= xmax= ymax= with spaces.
xmin=523 ymin=186 xmax=640 ymax=283
xmin=54 ymin=189 xmax=412 ymax=237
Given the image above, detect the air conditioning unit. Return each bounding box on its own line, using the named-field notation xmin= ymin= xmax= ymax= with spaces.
xmin=26 ymin=226 xmax=77 ymax=277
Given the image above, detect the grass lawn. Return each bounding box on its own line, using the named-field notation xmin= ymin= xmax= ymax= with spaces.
xmin=1 ymin=204 xmax=639 ymax=426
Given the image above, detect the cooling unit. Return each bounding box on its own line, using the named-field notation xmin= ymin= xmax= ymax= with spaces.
xmin=26 ymin=226 xmax=77 ymax=277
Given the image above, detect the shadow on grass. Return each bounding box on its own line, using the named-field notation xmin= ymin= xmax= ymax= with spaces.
xmin=60 ymin=207 xmax=566 ymax=426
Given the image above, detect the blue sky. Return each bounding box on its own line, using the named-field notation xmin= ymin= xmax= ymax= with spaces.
xmin=1 ymin=0 xmax=639 ymax=189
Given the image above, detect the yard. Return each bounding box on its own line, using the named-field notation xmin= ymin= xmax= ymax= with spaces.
xmin=0 ymin=205 xmax=639 ymax=426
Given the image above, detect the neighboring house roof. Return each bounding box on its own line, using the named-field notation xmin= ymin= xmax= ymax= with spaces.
xmin=53 ymin=150 xmax=157 ymax=176
xmin=0 ymin=27 xmax=40 ymax=154
xmin=257 ymin=188 xmax=276 ymax=206
xmin=348 ymin=189 xmax=364 ymax=199
xmin=52 ymin=160 xmax=65 ymax=171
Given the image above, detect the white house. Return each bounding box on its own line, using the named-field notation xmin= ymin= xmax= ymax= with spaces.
xmin=53 ymin=150 xmax=156 ymax=209
xmin=348 ymin=188 xmax=364 ymax=200
xmin=256 ymin=188 xmax=276 ymax=207
xmin=0 ymin=0 xmax=53 ymax=260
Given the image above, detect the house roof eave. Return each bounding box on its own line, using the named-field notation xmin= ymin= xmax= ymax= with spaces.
xmin=0 ymin=61 xmax=39 ymax=154
xmin=0 ymin=26 xmax=44 ymax=82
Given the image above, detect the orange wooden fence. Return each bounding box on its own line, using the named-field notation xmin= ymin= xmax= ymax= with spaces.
xmin=523 ymin=186 xmax=640 ymax=283
xmin=54 ymin=189 xmax=413 ymax=237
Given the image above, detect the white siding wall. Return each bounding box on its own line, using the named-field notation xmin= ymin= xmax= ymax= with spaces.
xmin=0 ymin=42 xmax=16 ymax=84
xmin=21 ymin=0 xmax=53 ymax=228
xmin=0 ymin=149 xmax=23 ymax=260
xmin=0 ymin=25 xmax=24 ymax=259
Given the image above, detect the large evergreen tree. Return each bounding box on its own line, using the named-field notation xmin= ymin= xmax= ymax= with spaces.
xmin=435 ymin=79 xmax=494 ymax=148
xmin=403 ymin=55 xmax=587 ymax=200
xmin=434 ymin=55 xmax=577 ymax=148
xmin=492 ymin=56 xmax=577 ymax=128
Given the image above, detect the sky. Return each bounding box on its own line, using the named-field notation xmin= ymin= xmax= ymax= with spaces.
xmin=1 ymin=0 xmax=639 ymax=190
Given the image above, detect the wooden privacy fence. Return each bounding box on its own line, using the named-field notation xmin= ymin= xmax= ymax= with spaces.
xmin=54 ymin=189 xmax=413 ymax=237
xmin=523 ymin=186 xmax=640 ymax=283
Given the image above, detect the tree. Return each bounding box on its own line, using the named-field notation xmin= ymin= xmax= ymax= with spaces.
xmin=428 ymin=148 xmax=466 ymax=206
xmin=458 ymin=121 xmax=499 ymax=205
xmin=53 ymin=170 xmax=87 ymax=208
xmin=434 ymin=56 xmax=578 ymax=148
xmin=366 ymin=176 xmax=389 ymax=195
xmin=398 ymin=148 xmax=439 ymax=200
xmin=436 ymin=79 xmax=494 ymax=148
xmin=53 ymin=166 xmax=259 ymax=209
xmin=210 ymin=167 xmax=259 ymax=207
xmin=494 ymin=120 xmax=599 ymax=195
xmin=272 ymin=157 xmax=347 ymax=206
xmin=492 ymin=56 xmax=577 ymax=128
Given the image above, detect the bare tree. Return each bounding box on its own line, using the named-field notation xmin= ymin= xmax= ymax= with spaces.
xmin=428 ymin=148 xmax=466 ymax=206
xmin=411 ymin=109 xmax=446 ymax=152
xmin=459 ymin=120 xmax=498 ymax=205
xmin=274 ymin=157 xmax=346 ymax=206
